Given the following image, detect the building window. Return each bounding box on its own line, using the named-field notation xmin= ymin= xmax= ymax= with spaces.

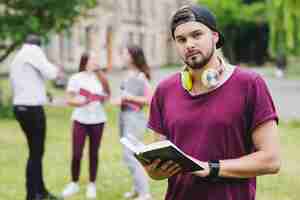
xmin=137 ymin=0 xmax=142 ymax=16
xmin=128 ymin=0 xmax=134 ymax=14
xmin=139 ymin=32 xmax=145 ymax=49
xmin=163 ymin=3 xmax=171 ymax=25
xmin=151 ymin=1 xmax=156 ymax=18
xmin=151 ymin=34 xmax=156 ymax=59
xmin=128 ymin=32 xmax=134 ymax=45
xmin=85 ymin=26 xmax=93 ymax=51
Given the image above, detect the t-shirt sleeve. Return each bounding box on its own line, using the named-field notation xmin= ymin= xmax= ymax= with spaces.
xmin=147 ymin=86 xmax=166 ymax=136
xmin=28 ymin=46 xmax=58 ymax=80
xmin=66 ymin=76 xmax=80 ymax=93
xmin=248 ymin=75 xmax=278 ymax=131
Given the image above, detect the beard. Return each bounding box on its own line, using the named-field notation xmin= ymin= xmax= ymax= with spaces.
xmin=183 ymin=43 xmax=215 ymax=70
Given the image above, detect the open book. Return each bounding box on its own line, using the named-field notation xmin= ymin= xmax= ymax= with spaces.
xmin=120 ymin=137 xmax=203 ymax=172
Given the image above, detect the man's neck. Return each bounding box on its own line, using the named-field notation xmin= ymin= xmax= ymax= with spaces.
xmin=188 ymin=55 xmax=224 ymax=94
xmin=190 ymin=54 xmax=221 ymax=81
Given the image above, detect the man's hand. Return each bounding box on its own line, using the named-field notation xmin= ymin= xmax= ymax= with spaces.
xmin=190 ymin=161 xmax=210 ymax=177
xmin=143 ymin=159 xmax=182 ymax=180
xmin=185 ymin=155 xmax=210 ymax=177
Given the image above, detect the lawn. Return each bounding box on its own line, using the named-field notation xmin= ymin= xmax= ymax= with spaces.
xmin=1 ymin=105 xmax=300 ymax=200
xmin=0 ymin=105 xmax=166 ymax=200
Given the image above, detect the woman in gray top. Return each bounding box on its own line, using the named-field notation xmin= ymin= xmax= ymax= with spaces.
xmin=114 ymin=45 xmax=152 ymax=200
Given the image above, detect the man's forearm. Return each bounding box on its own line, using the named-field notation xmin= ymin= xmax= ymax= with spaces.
xmin=219 ymin=150 xmax=280 ymax=178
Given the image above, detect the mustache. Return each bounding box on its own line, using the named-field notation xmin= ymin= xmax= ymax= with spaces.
xmin=185 ymin=50 xmax=202 ymax=58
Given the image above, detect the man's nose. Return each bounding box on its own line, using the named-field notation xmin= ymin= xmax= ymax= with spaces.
xmin=185 ymin=38 xmax=195 ymax=50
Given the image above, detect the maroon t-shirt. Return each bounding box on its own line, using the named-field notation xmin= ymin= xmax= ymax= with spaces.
xmin=147 ymin=67 xmax=278 ymax=200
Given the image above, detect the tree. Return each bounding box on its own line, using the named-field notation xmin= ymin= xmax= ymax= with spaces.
xmin=267 ymin=0 xmax=300 ymax=58
xmin=0 ymin=0 xmax=97 ymax=62
xmin=197 ymin=0 xmax=267 ymax=64
xmin=197 ymin=0 xmax=300 ymax=63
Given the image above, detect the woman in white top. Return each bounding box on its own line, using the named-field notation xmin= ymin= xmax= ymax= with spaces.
xmin=113 ymin=45 xmax=152 ymax=200
xmin=62 ymin=52 xmax=110 ymax=199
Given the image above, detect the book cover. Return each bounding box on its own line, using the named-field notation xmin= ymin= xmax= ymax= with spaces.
xmin=79 ymin=88 xmax=107 ymax=102
xmin=120 ymin=137 xmax=203 ymax=172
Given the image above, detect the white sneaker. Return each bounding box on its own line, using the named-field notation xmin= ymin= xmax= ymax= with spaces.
xmin=123 ymin=190 xmax=138 ymax=199
xmin=86 ymin=182 xmax=97 ymax=199
xmin=133 ymin=193 xmax=152 ymax=200
xmin=62 ymin=182 xmax=79 ymax=197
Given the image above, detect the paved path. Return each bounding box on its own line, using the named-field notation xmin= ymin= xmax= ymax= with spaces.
xmin=52 ymin=67 xmax=300 ymax=120
xmin=253 ymin=69 xmax=300 ymax=121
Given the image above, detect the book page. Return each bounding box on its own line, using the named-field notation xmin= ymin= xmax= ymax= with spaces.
xmin=142 ymin=140 xmax=173 ymax=152
xmin=142 ymin=140 xmax=187 ymax=155
xmin=120 ymin=136 xmax=146 ymax=154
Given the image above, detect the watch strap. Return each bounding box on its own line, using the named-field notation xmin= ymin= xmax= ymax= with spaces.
xmin=208 ymin=160 xmax=220 ymax=180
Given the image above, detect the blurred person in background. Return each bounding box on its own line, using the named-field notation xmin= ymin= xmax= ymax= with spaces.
xmin=61 ymin=52 xmax=110 ymax=199
xmin=112 ymin=45 xmax=152 ymax=200
xmin=275 ymin=52 xmax=287 ymax=78
xmin=9 ymin=34 xmax=62 ymax=200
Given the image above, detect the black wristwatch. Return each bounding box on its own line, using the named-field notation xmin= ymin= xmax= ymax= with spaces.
xmin=208 ymin=160 xmax=220 ymax=180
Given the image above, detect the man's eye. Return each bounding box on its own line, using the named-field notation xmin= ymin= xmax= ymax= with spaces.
xmin=177 ymin=38 xmax=186 ymax=43
xmin=193 ymin=32 xmax=202 ymax=38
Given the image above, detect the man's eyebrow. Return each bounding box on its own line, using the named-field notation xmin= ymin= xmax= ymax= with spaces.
xmin=175 ymin=29 xmax=203 ymax=39
xmin=190 ymin=29 xmax=203 ymax=34
xmin=175 ymin=35 xmax=185 ymax=39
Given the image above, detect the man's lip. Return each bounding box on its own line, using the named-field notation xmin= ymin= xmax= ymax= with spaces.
xmin=186 ymin=51 xmax=200 ymax=58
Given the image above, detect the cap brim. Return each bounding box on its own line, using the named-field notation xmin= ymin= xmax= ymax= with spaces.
xmin=216 ymin=32 xmax=224 ymax=49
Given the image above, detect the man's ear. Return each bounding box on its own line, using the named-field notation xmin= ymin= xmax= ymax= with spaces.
xmin=212 ymin=32 xmax=219 ymax=47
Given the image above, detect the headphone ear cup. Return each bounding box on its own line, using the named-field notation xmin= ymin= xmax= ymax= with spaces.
xmin=201 ymin=68 xmax=219 ymax=88
xmin=181 ymin=70 xmax=193 ymax=91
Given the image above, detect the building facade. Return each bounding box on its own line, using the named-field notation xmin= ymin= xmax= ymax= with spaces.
xmin=45 ymin=0 xmax=192 ymax=71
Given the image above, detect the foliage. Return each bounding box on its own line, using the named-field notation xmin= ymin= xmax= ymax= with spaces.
xmin=197 ymin=0 xmax=300 ymax=60
xmin=0 ymin=104 xmax=13 ymax=119
xmin=198 ymin=0 xmax=266 ymax=29
xmin=0 ymin=0 xmax=97 ymax=62
xmin=197 ymin=0 xmax=268 ymax=64
xmin=267 ymin=0 xmax=300 ymax=58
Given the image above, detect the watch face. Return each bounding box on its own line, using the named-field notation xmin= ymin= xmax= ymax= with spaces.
xmin=211 ymin=163 xmax=219 ymax=168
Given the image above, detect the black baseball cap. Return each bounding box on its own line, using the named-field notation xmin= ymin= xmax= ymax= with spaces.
xmin=171 ymin=4 xmax=225 ymax=49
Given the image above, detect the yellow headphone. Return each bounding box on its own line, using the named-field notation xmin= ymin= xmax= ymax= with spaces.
xmin=181 ymin=69 xmax=193 ymax=91
xmin=181 ymin=66 xmax=224 ymax=91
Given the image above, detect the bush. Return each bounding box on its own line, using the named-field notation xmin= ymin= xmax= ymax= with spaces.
xmin=0 ymin=104 xmax=14 ymax=119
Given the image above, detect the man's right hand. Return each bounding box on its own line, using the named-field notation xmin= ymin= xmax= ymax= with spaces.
xmin=142 ymin=159 xmax=182 ymax=180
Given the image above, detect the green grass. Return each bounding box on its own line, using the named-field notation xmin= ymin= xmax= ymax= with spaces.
xmin=0 ymin=105 xmax=300 ymax=200
xmin=0 ymin=106 xmax=166 ymax=200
